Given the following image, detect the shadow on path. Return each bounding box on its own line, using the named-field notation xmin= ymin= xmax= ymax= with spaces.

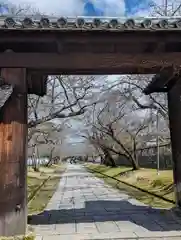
xmin=29 ymin=200 xmax=181 ymax=232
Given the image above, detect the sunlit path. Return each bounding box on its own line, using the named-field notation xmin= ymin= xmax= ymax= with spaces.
xmin=31 ymin=164 xmax=181 ymax=240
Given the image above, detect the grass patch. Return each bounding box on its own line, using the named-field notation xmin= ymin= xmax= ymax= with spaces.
xmin=0 ymin=233 xmax=35 ymax=240
xmin=119 ymin=168 xmax=174 ymax=202
xmin=86 ymin=163 xmax=175 ymax=208
xmin=87 ymin=163 xmax=131 ymax=177
xmin=27 ymin=164 xmax=65 ymax=214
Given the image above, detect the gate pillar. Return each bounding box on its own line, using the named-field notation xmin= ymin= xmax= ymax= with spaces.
xmin=168 ymin=78 xmax=181 ymax=207
xmin=0 ymin=68 xmax=27 ymax=236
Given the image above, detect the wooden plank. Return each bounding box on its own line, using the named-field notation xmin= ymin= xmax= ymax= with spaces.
xmin=0 ymin=68 xmax=27 ymax=236
xmin=0 ymin=29 xmax=181 ymax=44
xmin=0 ymin=32 xmax=179 ymax=57
xmin=1 ymin=52 xmax=181 ymax=74
xmin=29 ymin=66 xmax=161 ymax=75
xmin=168 ymin=79 xmax=181 ymax=207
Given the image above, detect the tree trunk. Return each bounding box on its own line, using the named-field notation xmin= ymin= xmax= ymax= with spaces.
xmin=131 ymin=158 xmax=139 ymax=170
xmin=101 ymin=155 xmax=104 ymax=164
xmin=45 ymin=147 xmax=55 ymax=167
xmin=132 ymin=139 xmax=139 ymax=170
xmin=109 ymin=134 xmax=139 ymax=169
xmin=103 ymin=149 xmax=116 ymax=167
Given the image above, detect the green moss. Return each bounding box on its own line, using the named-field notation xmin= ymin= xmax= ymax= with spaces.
xmin=151 ymin=178 xmax=165 ymax=187
xmin=86 ymin=163 xmax=175 ymax=208
xmin=0 ymin=233 xmax=35 ymax=240
xmin=28 ymin=165 xmax=65 ymax=214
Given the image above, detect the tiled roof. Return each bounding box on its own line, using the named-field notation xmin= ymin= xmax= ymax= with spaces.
xmin=0 ymin=16 xmax=181 ymax=31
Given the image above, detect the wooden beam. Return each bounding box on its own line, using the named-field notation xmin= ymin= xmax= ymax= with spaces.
xmin=0 ymin=29 xmax=181 ymax=44
xmin=0 ymin=32 xmax=181 ymax=56
xmin=0 ymin=68 xmax=27 ymax=236
xmin=143 ymin=66 xmax=177 ymax=94
xmin=28 ymin=66 xmax=160 ymax=75
xmin=1 ymin=52 xmax=181 ymax=74
xmin=168 ymin=78 xmax=181 ymax=207
xmin=27 ymin=73 xmax=47 ymax=96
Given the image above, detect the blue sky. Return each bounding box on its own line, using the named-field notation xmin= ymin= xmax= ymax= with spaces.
xmin=124 ymin=0 xmax=154 ymax=15
xmin=1 ymin=0 xmax=158 ymax=17
xmin=83 ymin=0 xmax=153 ymax=16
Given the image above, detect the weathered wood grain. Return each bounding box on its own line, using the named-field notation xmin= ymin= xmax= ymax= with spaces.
xmin=0 ymin=68 xmax=27 ymax=236
xmin=168 ymin=79 xmax=181 ymax=207
xmin=0 ymin=52 xmax=181 ymax=74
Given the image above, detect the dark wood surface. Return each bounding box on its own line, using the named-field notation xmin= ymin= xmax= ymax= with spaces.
xmin=168 ymin=79 xmax=181 ymax=207
xmin=0 ymin=68 xmax=27 ymax=236
xmin=27 ymin=73 xmax=47 ymax=96
xmin=1 ymin=52 xmax=181 ymax=74
xmin=0 ymin=29 xmax=181 ymax=74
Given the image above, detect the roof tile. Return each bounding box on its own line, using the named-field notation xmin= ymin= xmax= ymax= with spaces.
xmin=0 ymin=16 xmax=181 ymax=31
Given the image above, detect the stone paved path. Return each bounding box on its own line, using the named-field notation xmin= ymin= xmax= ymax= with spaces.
xmin=31 ymin=164 xmax=181 ymax=240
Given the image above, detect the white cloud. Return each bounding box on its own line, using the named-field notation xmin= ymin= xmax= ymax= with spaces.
xmin=7 ymin=0 xmax=125 ymax=16
xmin=131 ymin=9 xmax=150 ymax=17
xmin=6 ymin=0 xmax=181 ymax=17
xmin=8 ymin=0 xmax=83 ymax=15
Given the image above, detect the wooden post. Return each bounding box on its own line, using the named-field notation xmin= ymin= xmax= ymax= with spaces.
xmin=0 ymin=68 xmax=27 ymax=236
xmin=168 ymin=78 xmax=181 ymax=207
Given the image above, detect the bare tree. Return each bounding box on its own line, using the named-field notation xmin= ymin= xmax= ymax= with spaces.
xmin=0 ymin=1 xmax=40 ymax=15
xmin=36 ymin=130 xmax=61 ymax=167
xmin=95 ymin=103 xmax=140 ymax=169
xmin=28 ymin=75 xmax=96 ymax=128
xmin=28 ymin=122 xmax=63 ymax=169
xmin=27 ymin=75 xmax=99 ymax=156
xmin=150 ymin=0 xmax=181 ymax=17
xmin=83 ymin=90 xmax=147 ymax=168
